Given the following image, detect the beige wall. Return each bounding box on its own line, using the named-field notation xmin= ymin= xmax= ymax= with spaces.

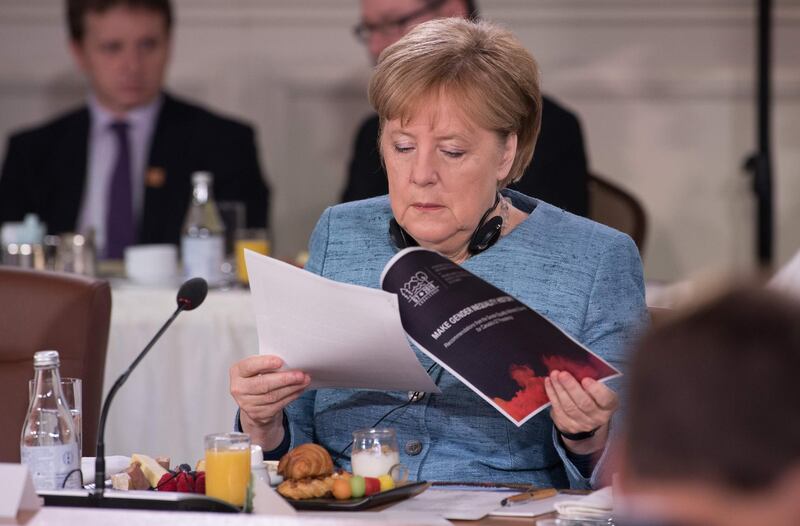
xmin=0 ymin=0 xmax=798 ymax=281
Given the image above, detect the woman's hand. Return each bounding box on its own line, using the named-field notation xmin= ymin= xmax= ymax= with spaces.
xmin=544 ymin=370 xmax=618 ymax=455
xmin=230 ymin=355 xmax=311 ymax=451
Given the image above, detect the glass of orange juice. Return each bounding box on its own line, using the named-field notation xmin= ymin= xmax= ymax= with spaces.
xmin=235 ymin=228 xmax=270 ymax=284
xmin=204 ymin=432 xmax=251 ymax=507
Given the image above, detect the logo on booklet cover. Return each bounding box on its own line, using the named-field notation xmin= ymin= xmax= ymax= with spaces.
xmin=400 ymin=271 xmax=439 ymax=307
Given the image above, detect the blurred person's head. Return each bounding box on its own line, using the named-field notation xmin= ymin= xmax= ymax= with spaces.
xmin=621 ymin=287 xmax=800 ymax=526
xmin=368 ymin=18 xmax=540 ymax=262
xmin=67 ymin=0 xmax=173 ymax=115
xmin=356 ymin=0 xmax=478 ymax=63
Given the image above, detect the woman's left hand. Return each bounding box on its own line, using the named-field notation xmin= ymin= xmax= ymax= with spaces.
xmin=544 ymin=370 xmax=618 ymax=454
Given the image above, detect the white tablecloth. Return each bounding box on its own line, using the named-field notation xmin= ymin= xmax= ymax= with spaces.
xmin=16 ymin=507 xmax=449 ymax=526
xmin=103 ymin=285 xmax=258 ymax=465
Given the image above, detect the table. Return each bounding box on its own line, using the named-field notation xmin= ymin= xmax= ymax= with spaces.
xmin=103 ymin=285 xmax=258 ymax=464
xmin=15 ymin=507 xmax=540 ymax=526
xmin=14 ymin=508 xmax=447 ymax=526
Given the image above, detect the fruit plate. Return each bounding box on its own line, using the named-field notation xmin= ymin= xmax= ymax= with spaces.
xmin=285 ymin=481 xmax=430 ymax=511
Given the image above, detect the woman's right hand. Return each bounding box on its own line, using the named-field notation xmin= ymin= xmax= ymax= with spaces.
xmin=229 ymin=355 xmax=311 ymax=450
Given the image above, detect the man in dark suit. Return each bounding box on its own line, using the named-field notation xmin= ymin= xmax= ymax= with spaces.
xmin=342 ymin=0 xmax=588 ymax=217
xmin=0 ymin=0 xmax=270 ymax=258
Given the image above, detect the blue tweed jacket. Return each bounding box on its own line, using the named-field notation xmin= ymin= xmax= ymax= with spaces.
xmin=283 ymin=190 xmax=647 ymax=489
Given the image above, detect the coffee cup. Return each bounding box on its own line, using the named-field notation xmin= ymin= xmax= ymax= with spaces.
xmin=124 ymin=244 xmax=177 ymax=286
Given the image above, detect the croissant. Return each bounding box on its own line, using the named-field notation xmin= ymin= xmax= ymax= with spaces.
xmin=277 ymin=443 xmax=334 ymax=480
xmin=276 ymin=475 xmax=335 ymax=499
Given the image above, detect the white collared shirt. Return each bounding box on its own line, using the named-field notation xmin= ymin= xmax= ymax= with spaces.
xmin=77 ymin=94 xmax=163 ymax=253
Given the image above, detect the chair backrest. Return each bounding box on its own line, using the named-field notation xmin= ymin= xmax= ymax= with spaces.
xmin=0 ymin=267 xmax=111 ymax=462
xmin=588 ymin=173 xmax=647 ymax=254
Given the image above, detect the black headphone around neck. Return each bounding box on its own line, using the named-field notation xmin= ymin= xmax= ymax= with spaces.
xmin=388 ymin=193 xmax=503 ymax=255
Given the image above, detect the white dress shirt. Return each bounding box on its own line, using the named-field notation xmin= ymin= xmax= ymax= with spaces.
xmin=78 ymin=94 xmax=163 ymax=253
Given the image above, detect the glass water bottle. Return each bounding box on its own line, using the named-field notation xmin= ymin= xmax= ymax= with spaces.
xmin=20 ymin=350 xmax=81 ymax=490
xmin=181 ymin=171 xmax=225 ymax=286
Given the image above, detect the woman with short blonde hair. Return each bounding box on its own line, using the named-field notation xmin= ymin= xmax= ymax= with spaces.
xmin=370 ymin=17 xmax=542 ymax=188
xmin=232 ymin=18 xmax=647 ymax=489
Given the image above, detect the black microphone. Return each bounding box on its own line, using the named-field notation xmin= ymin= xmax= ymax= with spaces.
xmin=93 ymin=278 xmax=208 ymax=498
xmin=177 ymin=277 xmax=208 ymax=311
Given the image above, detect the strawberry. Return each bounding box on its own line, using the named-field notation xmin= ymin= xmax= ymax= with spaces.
xmin=156 ymin=472 xmax=178 ymax=492
xmin=176 ymin=471 xmax=195 ymax=493
xmin=195 ymin=471 xmax=205 ymax=494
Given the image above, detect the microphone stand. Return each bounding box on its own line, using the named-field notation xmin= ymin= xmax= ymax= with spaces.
xmin=38 ymin=277 xmax=236 ymax=512
xmin=93 ymin=304 xmax=186 ymax=499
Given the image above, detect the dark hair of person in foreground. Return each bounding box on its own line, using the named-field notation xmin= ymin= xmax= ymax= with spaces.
xmin=627 ymin=286 xmax=800 ymax=491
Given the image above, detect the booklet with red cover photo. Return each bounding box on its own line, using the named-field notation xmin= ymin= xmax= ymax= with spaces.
xmin=380 ymin=247 xmax=620 ymax=426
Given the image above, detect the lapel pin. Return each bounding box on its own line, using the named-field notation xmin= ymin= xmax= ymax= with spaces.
xmin=145 ymin=167 xmax=166 ymax=188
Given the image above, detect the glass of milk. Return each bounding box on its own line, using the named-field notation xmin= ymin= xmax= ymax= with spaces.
xmin=351 ymin=428 xmax=401 ymax=478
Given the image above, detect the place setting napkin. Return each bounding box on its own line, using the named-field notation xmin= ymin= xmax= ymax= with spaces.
xmin=553 ymin=486 xmax=613 ymax=521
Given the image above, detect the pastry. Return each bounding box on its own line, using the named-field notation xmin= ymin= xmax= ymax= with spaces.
xmin=276 ymin=475 xmax=335 ymax=499
xmin=277 ymin=443 xmax=334 ymax=480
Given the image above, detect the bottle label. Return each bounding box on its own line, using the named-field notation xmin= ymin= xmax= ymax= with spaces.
xmin=21 ymin=443 xmax=81 ymax=490
xmin=182 ymin=236 xmax=224 ymax=285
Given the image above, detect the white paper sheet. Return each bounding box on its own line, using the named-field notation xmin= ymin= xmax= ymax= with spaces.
xmin=490 ymin=493 xmax=575 ymax=518
xmin=251 ymin=477 xmax=296 ymax=516
xmin=300 ymin=511 xmax=452 ymax=525
xmin=386 ymin=488 xmax=510 ymax=520
xmin=0 ymin=464 xmax=41 ymax=520
xmin=245 ymin=251 xmax=440 ymax=393
xmin=386 ymin=485 xmax=575 ymax=520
